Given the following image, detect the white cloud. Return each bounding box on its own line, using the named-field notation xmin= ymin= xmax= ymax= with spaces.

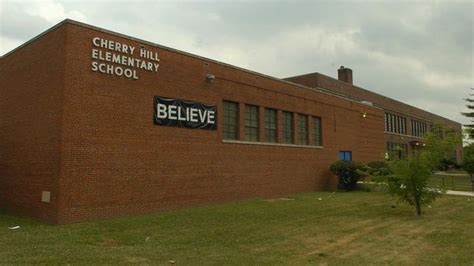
xmin=22 ymin=0 xmax=85 ymax=23
xmin=0 ymin=35 xmax=23 ymax=54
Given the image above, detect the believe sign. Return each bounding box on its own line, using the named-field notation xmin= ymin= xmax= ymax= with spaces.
xmin=153 ymin=96 xmax=217 ymax=130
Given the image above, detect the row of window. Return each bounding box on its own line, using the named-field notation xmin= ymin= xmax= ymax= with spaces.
xmin=223 ymin=101 xmax=323 ymax=146
xmin=384 ymin=113 xmax=407 ymax=134
xmin=384 ymin=112 xmax=429 ymax=138
xmin=411 ymin=120 xmax=427 ymax=137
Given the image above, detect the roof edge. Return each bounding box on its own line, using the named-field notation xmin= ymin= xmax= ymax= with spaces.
xmin=1 ymin=18 xmax=384 ymax=112
xmin=285 ymin=72 xmax=462 ymax=126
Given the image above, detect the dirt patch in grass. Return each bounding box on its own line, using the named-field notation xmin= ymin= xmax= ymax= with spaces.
xmin=262 ymin=197 xmax=295 ymax=202
xmin=97 ymin=238 xmax=123 ymax=247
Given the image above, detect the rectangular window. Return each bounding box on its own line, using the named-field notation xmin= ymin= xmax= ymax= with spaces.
xmin=390 ymin=114 xmax=394 ymax=132
xmin=339 ymin=151 xmax=352 ymax=161
xmin=385 ymin=113 xmax=407 ymax=134
xmin=392 ymin=115 xmax=396 ymax=133
xmin=402 ymin=118 xmax=406 ymax=134
xmin=397 ymin=116 xmax=401 ymax=133
xmin=223 ymin=101 xmax=239 ymax=140
xmin=298 ymin=114 xmax=308 ymax=145
xmin=264 ymin=108 xmax=277 ymax=143
xmin=283 ymin=111 xmax=294 ymax=144
xmin=388 ymin=114 xmax=391 ymax=132
xmin=245 ymin=105 xmax=259 ymax=142
xmin=411 ymin=119 xmax=427 ymax=137
xmin=312 ymin=116 xmax=322 ymax=146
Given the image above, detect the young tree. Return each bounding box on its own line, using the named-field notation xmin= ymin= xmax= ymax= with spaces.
xmin=461 ymin=88 xmax=474 ymax=139
xmin=387 ymin=128 xmax=460 ymax=216
xmin=461 ymin=143 xmax=474 ymax=178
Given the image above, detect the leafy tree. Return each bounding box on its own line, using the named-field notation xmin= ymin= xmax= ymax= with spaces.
xmin=386 ymin=129 xmax=460 ymax=216
xmin=461 ymin=143 xmax=474 ymax=178
xmin=461 ymin=88 xmax=474 ymax=138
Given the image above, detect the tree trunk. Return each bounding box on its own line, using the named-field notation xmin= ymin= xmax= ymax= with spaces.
xmin=414 ymin=201 xmax=422 ymax=216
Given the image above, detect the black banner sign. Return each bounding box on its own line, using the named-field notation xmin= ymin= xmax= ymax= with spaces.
xmin=153 ymin=96 xmax=217 ymax=129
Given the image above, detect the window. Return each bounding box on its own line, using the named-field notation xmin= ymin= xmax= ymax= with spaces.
xmin=385 ymin=112 xmax=407 ymax=134
xmin=339 ymin=151 xmax=352 ymax=161
xmin=282 ymin=111 xmax=294 ymax=144
xmin=312 ymin=116 xmax=322 ymax=146
xmin=245 ymin=105 xmax=259 ymax=142
xmin=264 ymin=108 xmax=277 ymax=143
xmin=411 ymin=119 xmax=427 ymax=137
xmin=397 ymin=116 xmax=401 ymax=133
xmin=401 ymin=117 xmax=406 ymax=134
xmin=384 ymin=113 xmax=407 ymax=134
xmin=298 ymin=114 xmax=308 ymax=145
xmin=223 ymin=101 xmax=239 ymax=140
xmin=390 ymin=114 xmax=394 ymax=132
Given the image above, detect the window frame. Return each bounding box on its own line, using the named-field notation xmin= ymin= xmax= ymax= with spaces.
xmin=339 ymin=151 xmax=352 ymax=161
xmin=222 ymin=100 xmax=239 ymax=140
xmin=264 ymin=108 xmax=277 ymax=143
xmin=282 ymin=111 xmax=294 ymax=144
xmin=244 ymin=104 xmax=259 ymax=142
xmin=312 ymin=116 xmax=322 ymax=146
xmin=297 ymin=113 xmax=308 ymax=145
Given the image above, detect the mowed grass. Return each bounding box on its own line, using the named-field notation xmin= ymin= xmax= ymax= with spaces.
xmin=0 ymin=192 xmax=473 ymax=265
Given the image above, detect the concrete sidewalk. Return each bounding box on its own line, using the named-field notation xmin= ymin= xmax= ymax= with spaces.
xmin=446 ymin=190 xmax=474 ymax=197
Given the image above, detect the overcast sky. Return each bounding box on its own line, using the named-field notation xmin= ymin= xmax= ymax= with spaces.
xmin=1 ymin=0 xmax=473 ymax=124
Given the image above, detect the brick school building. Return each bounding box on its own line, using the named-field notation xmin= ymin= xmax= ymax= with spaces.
xmin=0 ymin=20 xmax=461 ymax=224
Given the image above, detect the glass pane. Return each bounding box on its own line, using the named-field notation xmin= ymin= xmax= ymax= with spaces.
xmin=245 ymin=105 xmax=259 ymax=142
xmin=223 ymin=101 xmax=238 ymax=140
xmin=283 ymin=111 xmax=293 ymax=144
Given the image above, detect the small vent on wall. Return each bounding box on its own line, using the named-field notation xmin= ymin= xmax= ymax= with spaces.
xmin=41 ymin=191 xmax=51 ymax=203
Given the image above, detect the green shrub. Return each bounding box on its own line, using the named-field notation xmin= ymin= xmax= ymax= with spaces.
xmin=438 ymin=158 xmax=461 ymax=171
xmin=366 ymin=161 xmax=392 ymax=191
xmin=330 ymin=160 xmax=365 ymax=191
xmin=367 ymin=161 xmax=392 ymax=176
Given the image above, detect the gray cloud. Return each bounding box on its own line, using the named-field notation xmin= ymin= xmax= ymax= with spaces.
xmin=1 ymin=0 xmax=472 ymax=125
xmin=0 ymin=2 xmax=50 ymax=40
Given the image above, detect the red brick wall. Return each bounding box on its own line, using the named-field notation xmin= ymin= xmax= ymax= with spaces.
xmin=0 ymin=26 xmax=66 ymax=223
xmin=1 ymin=21 xmax=385 ymax=224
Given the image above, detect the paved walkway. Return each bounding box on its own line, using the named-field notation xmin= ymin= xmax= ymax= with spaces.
xmin=434 ymin=172 xmax=471 ymax=177
xmin=446 ymin=190 xmax=474 ymax=197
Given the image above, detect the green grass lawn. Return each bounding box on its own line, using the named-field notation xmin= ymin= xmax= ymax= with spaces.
xmin=1 ymin=192 xmax=473 ymax=265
